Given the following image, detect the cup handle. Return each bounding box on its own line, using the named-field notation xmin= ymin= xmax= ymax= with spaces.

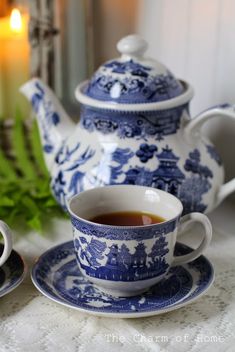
xmin=172 ymin=213 xmax=212 ymax=266
xmin=0 ymin=221 xmax=13 ymax=266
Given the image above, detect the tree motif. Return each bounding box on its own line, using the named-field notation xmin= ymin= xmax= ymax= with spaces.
xmin=109 ymin=148 xmax=134 ymax=182
xmin=80 ymin=238 xmax=107 ymax=267
xmin=181 ymin=149 xmax=213 ymax=213
xmin=136 ymin=143 xmax=158 ymax=163
xmin=180 ymin=176 xmax=211 ymax=213
xmin=184 ymin=149 xmax=212 ymax=178
xmin=148 ymin=236 xmax=169 ymax=262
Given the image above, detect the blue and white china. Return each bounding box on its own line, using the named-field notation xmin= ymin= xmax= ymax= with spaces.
xmin=0 ymin=244 xmax=26 ymax=298
xmin=0 ymin=221 xmax=13 ymax=267
xmin=68 ymin=185 xmax=212 ymax=297
xmin=31 ymin=240 xmax=214 ymax=318
xmin=20 ymin=34 xmax=235 ymax=214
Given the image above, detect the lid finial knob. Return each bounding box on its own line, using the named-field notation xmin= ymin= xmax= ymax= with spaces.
xmin=117 ymin=34 xmax=148 ymax=59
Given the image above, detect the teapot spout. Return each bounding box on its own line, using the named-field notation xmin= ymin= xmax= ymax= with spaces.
xmin=20 ymin=78 xmax=76 ymax=170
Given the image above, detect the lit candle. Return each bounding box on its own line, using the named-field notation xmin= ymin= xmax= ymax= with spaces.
xmin=0 ymin=8 xmax=29 ymax=118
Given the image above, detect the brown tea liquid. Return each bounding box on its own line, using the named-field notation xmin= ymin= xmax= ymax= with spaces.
xmin=90 ymin=211 xmax=165 ymax=226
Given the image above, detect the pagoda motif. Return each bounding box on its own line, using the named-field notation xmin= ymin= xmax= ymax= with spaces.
xmin=152 ymin=146 xmax=185 ymax=196
xmin=122 ymin=145 xmax=185 ymax=196
xmin=106 ymin=244 xmax=119 ymax=268
xmin=132 ymin=243 xmax=147 ymax=268
xmin=77 ymin=234 xmax=170 ymax=282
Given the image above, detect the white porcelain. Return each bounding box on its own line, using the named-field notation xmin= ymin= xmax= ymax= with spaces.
xmin=0 ymin=220 xmax=13 ymax=267
xmin=75 ymin=80 xmax=193 ymax=111
xmin=67 ymin=185 xmax=212 ymax=297
xmin=20 ymin=35 xmax=235 ymax=214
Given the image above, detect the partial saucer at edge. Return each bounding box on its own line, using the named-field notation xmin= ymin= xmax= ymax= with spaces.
xmin=0 ymin=244 xmax=26 ymax=298
xmin=31 ymin=241 xmax=214 ymax=318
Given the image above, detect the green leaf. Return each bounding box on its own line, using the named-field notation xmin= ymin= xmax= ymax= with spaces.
xmin=30 ymin=119 xmax=49 ymax=177
xmin=21 ymin=195 xmax=40 ymax=216
xmin=0 ymin=196 xmax=15 ymax=207
xmin=12 ymin=109 xmax=37 ymax=180
xmin=0 ymin=114 xmax=67 ymax=234
xmin=0 ymin=148 xmax=17 ymax=180
xmin=27 ymin=214 xmax=42 ymax=232
xmin=44 ymin=197 xmax=58 ymax=207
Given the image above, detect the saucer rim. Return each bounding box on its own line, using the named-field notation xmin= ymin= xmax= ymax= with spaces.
xmin=0 ymin=246 xmax=27 ymax=298
xmin=31 ymin=241 xmax=214 ymax=318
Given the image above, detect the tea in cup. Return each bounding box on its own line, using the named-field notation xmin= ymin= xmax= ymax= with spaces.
xmin=0 ymin=220 xmax=13 ymax=267
xmin=68 ymin=185 xmax=212 ymax=297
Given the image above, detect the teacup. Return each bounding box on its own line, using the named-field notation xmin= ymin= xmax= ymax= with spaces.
xmin=68 ymin=185 xmax=212 ymax=297
xmin=0 ymin=220 xmax=13 ymax=267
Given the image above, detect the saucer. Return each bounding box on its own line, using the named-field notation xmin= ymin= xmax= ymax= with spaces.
xmin=0 ymin=244 xmax=26 ymax=298
xmin=31 ymin=241 xmax=214 ymax=318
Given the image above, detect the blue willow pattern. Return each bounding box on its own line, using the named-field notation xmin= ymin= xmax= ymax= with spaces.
xmin=74 ymin=235 xmax=170 ymax=282
xmin=32 ymin=241 xmax=214 ymax=314
xmin=84 ymin=59 xmax=184 ymax=103
xmin=29 ymin=81 xmax=215 ymax=215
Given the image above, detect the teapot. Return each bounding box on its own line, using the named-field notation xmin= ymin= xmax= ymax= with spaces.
xmin=20 ymin=34 xmax=235 ymax=214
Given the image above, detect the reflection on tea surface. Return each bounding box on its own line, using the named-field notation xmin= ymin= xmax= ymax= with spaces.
xmin=90 ymin=211 xmax=165 ymax=226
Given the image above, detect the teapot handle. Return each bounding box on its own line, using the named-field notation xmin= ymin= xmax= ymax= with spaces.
xmin=184 ymin=104 xmax=235 ymax=206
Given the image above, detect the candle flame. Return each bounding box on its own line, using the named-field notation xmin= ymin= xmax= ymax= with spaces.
xmin=10 ymin=8 xmax=23 ymax=33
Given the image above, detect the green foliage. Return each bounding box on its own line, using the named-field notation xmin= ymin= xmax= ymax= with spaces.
xmin=0 ymin=112 xmax=66 ymax=233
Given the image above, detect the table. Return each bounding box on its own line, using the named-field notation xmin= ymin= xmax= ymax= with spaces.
xmin=0 ymin=199 xmax=235 ymax=352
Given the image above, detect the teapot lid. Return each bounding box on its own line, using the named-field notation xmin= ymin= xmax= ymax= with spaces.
xmin=76 ymin=35 xmax=192 ymax=110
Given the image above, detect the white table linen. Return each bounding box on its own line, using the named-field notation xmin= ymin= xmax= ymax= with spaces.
xmin=0 ymin=200 xmax=235 ymax=352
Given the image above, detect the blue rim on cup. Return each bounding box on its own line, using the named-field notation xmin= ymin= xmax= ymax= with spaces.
xmin=67 ymin=185 xmax=212 ymax=297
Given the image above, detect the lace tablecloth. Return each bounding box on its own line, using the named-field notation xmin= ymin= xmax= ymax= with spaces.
xmin=0 ymin=200 xmax=235 ymax=352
